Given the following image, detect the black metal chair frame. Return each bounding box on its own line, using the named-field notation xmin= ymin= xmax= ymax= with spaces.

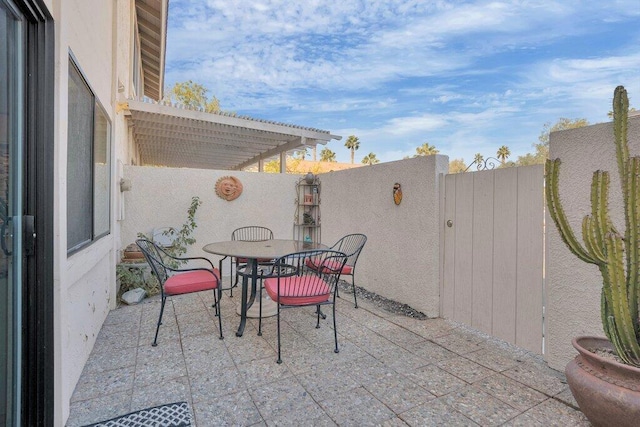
xmin=136 ymin=238 xmax=223 ymax=346
xmin=325 ymin=233 xmax=367 ymax=308
xmin=258 ymin=249 xmax=348 ymax=363
xmin=218 ymin=226 xmax=274 ymax=297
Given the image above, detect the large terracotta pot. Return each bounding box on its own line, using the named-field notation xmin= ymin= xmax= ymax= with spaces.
xmin=565 ymin=336 xmax=640 ymax=427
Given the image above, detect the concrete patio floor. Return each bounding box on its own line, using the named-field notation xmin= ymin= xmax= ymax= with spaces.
xmin=66 ymin=282 xmax=590 ymax=426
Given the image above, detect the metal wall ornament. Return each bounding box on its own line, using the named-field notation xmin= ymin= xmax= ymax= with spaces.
xmin=393 ymin=183 xmax=402 ymax=205
xmin=464 ymin=156 xmax=500 ymax=172
xmin=215 ymin=175 xmax=243 ymax=201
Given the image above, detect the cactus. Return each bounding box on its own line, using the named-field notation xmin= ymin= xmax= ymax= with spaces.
xmin=546 ymin=85 xmax=640 ymax=366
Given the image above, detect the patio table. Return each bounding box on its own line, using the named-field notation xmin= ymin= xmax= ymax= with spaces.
xmin=203 ymin=239 xmax=327 ymax=337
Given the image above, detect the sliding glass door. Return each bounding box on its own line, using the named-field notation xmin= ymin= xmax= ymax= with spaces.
xmin=0 ymin=0 xmax=24 ymax=424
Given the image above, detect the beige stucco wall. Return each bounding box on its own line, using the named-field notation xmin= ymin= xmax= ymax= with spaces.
xmin=52 ymin=1 xmax=136 ymax=424
xmin=545 ymin=115 xmax=640 ymax=371
xmin=121 ymin=155 xmax=448 ymax=319
xmin=121 ymin=166 xmax=300 ymax=272
xmin=321 ymin=155 xmax=448 ymax=317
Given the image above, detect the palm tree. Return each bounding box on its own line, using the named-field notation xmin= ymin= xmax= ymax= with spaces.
xmin=345 ymin=135 xmax=360 ymax=164
xmin=414 ymin=142 xmax=439 ymax=157
xmin=361 ymin=152 xmax=380 ymax=165
xmin=496 ymin=145 xmax=510 ymax=165
xmin=472 ymin=153 xmax=484 ymax=169
xmin=295 ymin=148 xmax=308 ymax=160
xmin=319 ymin=147 xmax=337 ymax=162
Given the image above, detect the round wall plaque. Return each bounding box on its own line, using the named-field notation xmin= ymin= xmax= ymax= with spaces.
xmin=215 ymin=176 xmax=243 ymax=201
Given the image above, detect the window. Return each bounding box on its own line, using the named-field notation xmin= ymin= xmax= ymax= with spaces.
xmin=67 ymin=56 xmax=111 ymax=253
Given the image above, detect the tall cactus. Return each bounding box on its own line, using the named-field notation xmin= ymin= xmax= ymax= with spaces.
xmin=546 ymin=85 xmax=640 ymax=366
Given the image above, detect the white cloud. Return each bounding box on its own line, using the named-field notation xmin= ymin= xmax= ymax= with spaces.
xmin=164 ymin=0 xmax=640 ymax=165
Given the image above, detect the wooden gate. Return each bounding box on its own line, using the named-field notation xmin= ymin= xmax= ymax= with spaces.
xmin=440 ymin=165 xmax=544 ymax=354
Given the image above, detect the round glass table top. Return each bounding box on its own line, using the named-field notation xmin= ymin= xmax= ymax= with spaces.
xmin=202 ymin=239 xmax=327 ymax=259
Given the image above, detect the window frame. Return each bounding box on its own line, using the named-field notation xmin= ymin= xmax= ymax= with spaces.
xmin=66 ymin=53 xmax=111 ymax=255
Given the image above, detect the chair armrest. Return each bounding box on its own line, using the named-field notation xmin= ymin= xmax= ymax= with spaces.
xmin=154 ymin=245 xmax=214 ymax=264
xmin=165 ymin=265 xmax=220 ymax=282
xmin=154 ymin=249 xmax=217 ymax=276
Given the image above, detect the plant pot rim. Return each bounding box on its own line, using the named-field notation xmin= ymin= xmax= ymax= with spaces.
xmin=572 ymin=335 xmax=640 ymax=374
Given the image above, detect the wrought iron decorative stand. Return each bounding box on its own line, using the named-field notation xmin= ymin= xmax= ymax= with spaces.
xmin=293 ymin=174 xmax=321 ymax=244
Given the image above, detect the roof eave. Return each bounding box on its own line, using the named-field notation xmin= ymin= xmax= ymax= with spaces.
xmin=135 ymin=0 xmax=168 ymax=101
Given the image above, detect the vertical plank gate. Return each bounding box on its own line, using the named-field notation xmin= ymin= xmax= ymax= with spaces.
xmin=441 ymin=165 xmax=544 ymax=354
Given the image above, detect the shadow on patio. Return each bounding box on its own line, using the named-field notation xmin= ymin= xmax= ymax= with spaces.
xmin=66 ymin=282 xmax=588 ymax=426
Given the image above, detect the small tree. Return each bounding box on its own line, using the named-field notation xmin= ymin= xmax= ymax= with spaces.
xmin=449 ymin=158 xmax=467 ymax=173
xmin=320 ymin=147 xmax=337 ymax=162
xmin=414 ymin=142 xmax=439 ymax=157
xmin=361 ymin=152 xmax=380 ymax=165
xmin=294 ymin=148 xmax=308 ymax=160
xmin=344 ymin=135 xmax=360 ymax=164
xmin=165 ymin=80 xmax=220 ymax=113
xmin=118 ymin=196 xmax=202 ymax=299
xmin=497 ymin=145 xmax=510 ymax=165
xmin=264 ymin=158 xmax=281 ymax=173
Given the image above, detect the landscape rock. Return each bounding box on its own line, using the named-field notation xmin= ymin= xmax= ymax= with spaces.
xmin=122 ymin=288 xmax=146 ymax=305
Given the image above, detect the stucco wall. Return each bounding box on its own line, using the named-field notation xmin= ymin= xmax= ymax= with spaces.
xmin=53 ymin=1 xmax=129 ymax=424
xmin=121 ymin=166 xmax=300 ymax=273
xmin=122 ymin=155 xmax=447 ymax=318
xmin=321 ymin=155 xmax=448 ymax=317
xmin=545 ymin=115 xmax=640 ymax=370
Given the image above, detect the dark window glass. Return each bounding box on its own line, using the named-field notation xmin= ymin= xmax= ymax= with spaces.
xmin=67 ymin=57 xmax=110 ymax=253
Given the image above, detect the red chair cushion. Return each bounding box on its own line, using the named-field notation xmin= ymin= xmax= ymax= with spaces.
xmin=164 ymin=269 xmax=219 ymax=295
xmin=264 ymin=276 xmax=330 ymax=305
xmin=305 ymin=258 xmax=352 ymax=275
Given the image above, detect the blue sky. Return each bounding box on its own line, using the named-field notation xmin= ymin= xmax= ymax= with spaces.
xmin=164 ymin=1 xmax=640 ymax=165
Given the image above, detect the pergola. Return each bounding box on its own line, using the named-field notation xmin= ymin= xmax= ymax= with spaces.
xmin=124 ymin=99 xmax=341 ymax=171
xmin=130 ymin=0 xmax=340 ymax=171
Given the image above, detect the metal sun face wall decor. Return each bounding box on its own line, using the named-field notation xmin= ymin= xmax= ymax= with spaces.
xmin=393 ymin=183 xmax=402 ymax=205
xmin=215 ymin=176 xmax=243 ymax=201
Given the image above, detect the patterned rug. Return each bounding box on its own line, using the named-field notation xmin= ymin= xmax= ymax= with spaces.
xmin=83 ymin=402 xmax=192 ymax=427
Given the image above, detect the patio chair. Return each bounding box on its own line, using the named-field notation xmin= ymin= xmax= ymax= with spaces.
xmin=260 ymin=249 xmax=348 ymax=363
xmin=307 ymin=233 xmax=367 ymax=308
xmin=219 ymin=226 xmax=274 ymax=297
xmin=136 ymin=238 xmax=223 ymax=346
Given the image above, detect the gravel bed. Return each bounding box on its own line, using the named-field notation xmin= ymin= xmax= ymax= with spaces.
xmin=337 ymin=280 xmax=428 ymax=319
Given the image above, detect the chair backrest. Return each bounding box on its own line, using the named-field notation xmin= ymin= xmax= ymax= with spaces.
xmin=152 ymin=227 xmax=177 ymax=248
xmin=232 ymin=226 xmax=274 ymax=242
xmin=331 ymin=234 xmax=367 ymax=267
xmin=136 ymin=238 xmax=170 ymax=286
xmin=273 ymin=249 xmax=348 ymax=297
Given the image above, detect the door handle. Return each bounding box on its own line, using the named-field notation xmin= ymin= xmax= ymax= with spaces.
xmin=1 ymin=217 xmax=12 ymax=256
xmin=0 ymin=216 xmax=35 ymax=256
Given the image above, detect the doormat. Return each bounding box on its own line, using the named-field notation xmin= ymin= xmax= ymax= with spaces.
xmin=83 ymin=401 xmax=192 ymax=427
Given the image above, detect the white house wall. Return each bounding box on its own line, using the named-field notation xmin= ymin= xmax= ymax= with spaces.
xmin=121 ymin=166 xmax=300 ymax=272
xmin=51 ymin=1 xmax=134 ymax=424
